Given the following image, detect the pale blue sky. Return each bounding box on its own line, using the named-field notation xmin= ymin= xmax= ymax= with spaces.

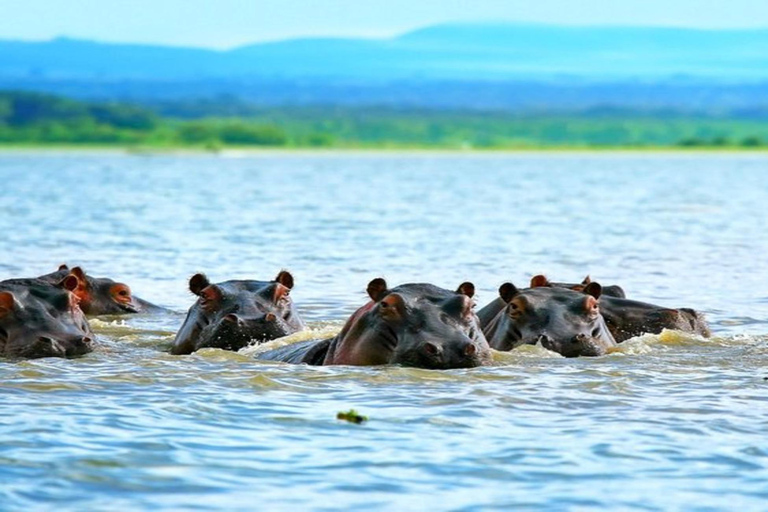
xmin=1 ymin=0 xmax=767 ymax=48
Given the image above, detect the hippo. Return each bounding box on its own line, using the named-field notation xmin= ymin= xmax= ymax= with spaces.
xmin=530 ymin=274 xmax=626 ymax=299
xmin=588 ymin=296 xmax=710 ymax=342
xmin=479 ymin=281 xmax=617 ymax=357
xmin=258 ymin=278 xmax=492 ymax=369
xmin=37 ymin=265 xmax=161 ymax=315
xmin=170 ymin=271 xmax=305 ymax=355
xmin=525 ymin=277 xmax=711 ymax=342
xmin=0 ymin=278 xmax=95 ymax=359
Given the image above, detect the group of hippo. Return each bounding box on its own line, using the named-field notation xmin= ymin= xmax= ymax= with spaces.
xmin=0 ymin=265 xmax=710 ymax=368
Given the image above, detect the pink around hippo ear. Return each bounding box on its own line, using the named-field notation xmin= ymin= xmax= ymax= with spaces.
xmin=530 ymin=275 xmax=550 ymax=288
xmin=272 ymin=283 xmax=290 ymax=302
xmin=584 ymin=295 xmax=599 ymax=315
xmin=366 ymin=278 xmax=388 ymax=301
xmin=189 ymin=273 xmax=210 ymax=296
xmin=275 ymin=270 xmax=294 ymax=290
xmin=499 ymin=282 xmax=520 ymax=303
xmin=379 ymin=293 xmax=405 ymax=320
xmin=456 ymin=282 xmax=475 ymax=298
xmin=583 ymin=282 xmax=602 ymax=300
xmin=0 ymin=291 xmax=15 ymax=315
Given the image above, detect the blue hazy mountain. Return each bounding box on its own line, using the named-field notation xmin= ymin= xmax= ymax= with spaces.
xmin=2 ymin=23 xmax=767 ymax=81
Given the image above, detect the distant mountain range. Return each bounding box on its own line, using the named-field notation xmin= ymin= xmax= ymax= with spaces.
xmin=1 ymin=23 xmax=767 ymax=111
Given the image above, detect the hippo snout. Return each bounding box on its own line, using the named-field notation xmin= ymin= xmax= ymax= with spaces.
xmin=403 ymin=338 xmax=487 ymax=369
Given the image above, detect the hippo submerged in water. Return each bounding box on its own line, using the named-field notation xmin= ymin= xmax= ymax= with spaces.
xmin=171 ymin=271 xmax=305 ymax=355
xmin=589 ymin=296 xmax=710 ymax=342
xmin=258 ymin=278 xmax=492 ymax=369
xmin=526 ymin=275 xmax=710 ymax=342
xmin=0 ymin=278 xmax=95 ymax=359
xmin=479 ymin=281 xmax=617 ymax=357
xmin=37 ymin=265 xmax=161 ymax=315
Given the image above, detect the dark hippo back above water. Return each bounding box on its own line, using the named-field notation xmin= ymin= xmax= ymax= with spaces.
xmin=0 ymin=279 xmax=95 ymax=359
xmin=259 ymin=278 xmax=492 ymax=369
xmin=596 ymin=295 xmax=711 ymax=342
xmin=479 ymin=281 xmax=617 ymax=357
xmin=37 ymin=265 xmax=161 ymax=315
xmin=171 ymin=270 xmax=305 ymax=355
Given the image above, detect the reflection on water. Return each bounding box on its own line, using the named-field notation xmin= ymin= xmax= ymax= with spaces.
xmin=1 ymin=152 xmax=768 ymax=510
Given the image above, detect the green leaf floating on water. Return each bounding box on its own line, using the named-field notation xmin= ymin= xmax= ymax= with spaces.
xmin=337 ymin=409 xmax=368 ymax=424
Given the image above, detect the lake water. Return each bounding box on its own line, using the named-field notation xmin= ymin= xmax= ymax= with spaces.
xmin=1 ymin=151 xmax=767 ymax=510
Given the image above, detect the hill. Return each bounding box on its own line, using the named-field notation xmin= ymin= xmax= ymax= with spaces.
xmin=2 ymin=23 xmax=767 ymax=82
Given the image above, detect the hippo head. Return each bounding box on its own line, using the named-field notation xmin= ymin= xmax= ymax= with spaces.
xmin=0 ymin=279 xmax=95 ymax=359
xmin=494 ymin=281 xmax=616 ymax=357
xmin=55 ymin=266 xmax=140 ymax=315
xmin=171 ymin=271 xmax=304 ymax=354
xmin=325 ymin=279 xmax=491 ymax=369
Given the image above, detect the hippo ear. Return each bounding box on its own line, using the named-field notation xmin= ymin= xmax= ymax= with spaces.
xmin=0 ymin=291 xmax=15 ymax=315
xmin=583 ymin=282 xmax=602 ymax=300
xmin=189 ymin=273 xmax=210 ymax=296
xmin=582 ymin=275 xmax=592 ymax=285
xmin=70 ymin=266 xmax=87 ymax=283
xmin=530 ymin=275 xmax=550 ymax=288
xmin=366 ymin=278 xmax=388 ymax=302
xmin=275 ymin=270 xmax=294 ymax=290
xmin=499 ymin=282 xmax=520 ymax=303
xmin=59 ymin=274 xmax=81 ymax=292
xmin=58 ymin=264 xmax=69 ymax=271
xmin=456 ymin=282 xmax=475 ymax=298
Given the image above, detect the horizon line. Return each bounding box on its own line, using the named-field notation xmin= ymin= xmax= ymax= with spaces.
xmin=2 ymin=20 xmax=768 ymax=51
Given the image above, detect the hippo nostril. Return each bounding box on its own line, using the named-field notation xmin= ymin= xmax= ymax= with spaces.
xmin=80 ymin=336 xmax=92 ymax=345
xmin=537 ymin=334 xmax=549 ymax=344
xmin=464 ymin=343 xmax=476 ymax=357
xmin=39 ymin=336 xmax=54 ymax=344
xmin=423 ymin=342 xmax=439 ymax=356
xmin=265 ymin=312 xmax=277 ymax=323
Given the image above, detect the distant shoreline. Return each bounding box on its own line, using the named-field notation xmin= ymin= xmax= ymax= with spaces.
xmin=1 ymin=145 xmax=766 ymax=157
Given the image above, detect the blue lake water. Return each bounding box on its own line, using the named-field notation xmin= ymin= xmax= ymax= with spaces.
xmin=1 ymin=151 xmax=767 ymax=510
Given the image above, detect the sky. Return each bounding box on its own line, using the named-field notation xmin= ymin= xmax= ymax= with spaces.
xmin=1 ymin=0 xmax=767 ymax=48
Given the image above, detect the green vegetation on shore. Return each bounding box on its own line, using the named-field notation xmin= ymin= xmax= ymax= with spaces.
xmin=1 ymin=91 xmax=767 ymax=150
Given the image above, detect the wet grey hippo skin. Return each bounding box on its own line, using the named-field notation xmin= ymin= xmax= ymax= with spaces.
xmin=528 ymin=275 xmax=709 ymax=342
xmin=171 ymin=270 xmax=305 ymax=355
xmin=590 ymin=295 xmax=710 ymax=342
xmin=37 ymin=264 xmax=163 ymax=315
xmin=258 ymin=278 xmax=492 ymax=369
xmin=479 ymin=281 xmax=617 ymax=357
xmin=0 ymin=277 xmax=95 ymax=359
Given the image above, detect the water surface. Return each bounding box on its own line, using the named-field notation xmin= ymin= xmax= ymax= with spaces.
xmin=1 ymin=152 xmax=767 ymax=510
